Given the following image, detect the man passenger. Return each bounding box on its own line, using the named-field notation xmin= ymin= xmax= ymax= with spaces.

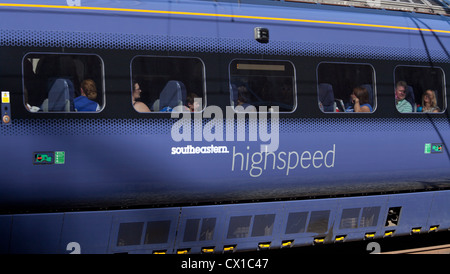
xmin=395 ymin=81 xmax=413 ymax=113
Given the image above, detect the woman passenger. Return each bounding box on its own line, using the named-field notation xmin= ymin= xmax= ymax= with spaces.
xmin=350 ymin=86 xmax=372 ymax=113
xmin=132 ymin=82 xmax=151 ymax=112
xmin=74 ymin=79 xmax=100 ymax=111
xmin=420 ymin=89 xmax=440 ymax=113
xmin=186 ymin=92 xmax=201 ymax=112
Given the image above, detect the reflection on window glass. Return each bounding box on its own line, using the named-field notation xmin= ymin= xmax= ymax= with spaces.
xmin=317 ymin=62 xmax=375 ymax=113
xmin=229 ymin=59 xmax=296 ymax=112
xmin=340 ymin=208 xmax=360 ymax=229
xmin=227 ymin=216 xmax=251 ymax=239
xmin=183 ymin=219 xmax=200 ymax=242
xmin=251 ymin=214 xmax=275 ymax=237
xmin=199 ymin=218 xmax=216 ymax=241
xmin=285 ymin=212 xmax=308 ymax=234
xmin=144 ymin=220 xmax=171 ymax=244
xmin=23 ymin=53 xmax=104 ymax=112
xmin=394 ymin=66 xmax=445 ymax=113
xmin=131 ymin=56 xmax=205 ymax=113
xmin=117 ymin=222 xmax=144 ymax=246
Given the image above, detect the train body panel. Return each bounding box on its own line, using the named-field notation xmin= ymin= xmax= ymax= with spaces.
xmin=0 ymin=0 xmax=449 ymax=253
xmin=2 ymin=190 xmax=450 ymax=254
xmin=0 ymin=119 xmax=449 ymax=211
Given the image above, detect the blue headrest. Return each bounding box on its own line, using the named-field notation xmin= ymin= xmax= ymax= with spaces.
xmin=318 ymin=83 xmax=335 ymax=112
xmin=159 ymin=80 xmax=187 ymax=111
xmin=405 ymin=85 xmax=415 ymax=110
xmin=47 ymin=78 xmax=74 ymax=111
xmin=361 ymin=84 xmax=374 ymax=107
xmin=230 ymin=83 xmax=238 ymax=106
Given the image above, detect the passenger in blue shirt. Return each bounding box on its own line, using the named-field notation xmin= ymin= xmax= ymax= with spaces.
xmin=351 ymin=86 xmax=373 ymax=112
xmin=74 ymin=79 xmax=100 ymax=111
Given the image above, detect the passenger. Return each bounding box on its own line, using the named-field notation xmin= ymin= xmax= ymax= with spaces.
xmin=186 ymin=92 xmax=201 ymax=112
xmin=132 ymin=82 xmax=151 ymax=112
xmin=235 ymin=86 xmax=256 ymax=112
xmin=420 ymin=89 xmax=440 ymax=113
xmin=395 ymin=81 xmax=412 ymax=113
xmin=74 ymin=79 xmax=100 ymax=111
xmin=24 ymin=88 xmax=40 ymax=112
xmin=350 ymin=86 xmax=372 ymax=112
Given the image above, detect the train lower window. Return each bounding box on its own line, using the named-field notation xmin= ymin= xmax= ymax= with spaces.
xmin=360 ymin=206 xmax=380 ymax=227
xmin=285 ymin=212 xmax=308 ymax=234
xmin=317 ymin=62 xmax=376 ymax=113
xmin=251 ymin=214 xmax=275 ymax=237
xmin=183 ymin=217 xmax=216 ymax=242
xmin=229 ymin=59 xmax=296 ymax=112
xmin=117 ymin=222 xmax=144 ymax=246
xmin=307 ymin=210 xmax=330 ymax=234
xmin=131 ymin=56 xmax=206 ymax=113
xmin=339 ymin=206 xmax=380 ymax=229
xmin=394 ymin=66 xmax=446 ymax=113
xmin=385 ymin=207 xmax=401 ymax=227
xmin=183 ymin=219 xmax=201 ymax=242
xmin=227 ymin=216 xmax=252 ymax=239
xmin=199 ymin=218 xmax=216 ymax=241
xmin=23 ymin=53 xmax=104 ymax=113
xmin=340 ymin=208 xmax=360 ymax=229
xmin=144 ymin=220 xmax=171 ymax=244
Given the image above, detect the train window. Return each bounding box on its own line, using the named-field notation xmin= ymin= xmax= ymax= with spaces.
xmin=307 ymin=210 xmax=330 ymax=234
xmin=285 ymin=212 xmax=308 ymax=234
xmin=229 ymin=59 xmax=296 ymax=112
xmin=131 ymin=56 xmax=206 ymax=112
xmin=340 ymin=208 xmax=360 ymax=229
xmin=199 ymin=218 xmax=216 ymax=241
xmin=227 ymin=216 xmax=252 ymax=239
xmin=360 ymin=206 xmax=380 ymax=227
xmin=394 ymin=66 xmax=446 ymax=113
xmin=317 ymin=62 xmax=376 ymax=113
xmin=183 ymin=217 xmax=216 ymax=242
xmin=251 ymin=214 xmax=275 ymax=237
xmin=117 ymin=222 xmax=144 ymax=246
xmin=23 ymin=53 xmax=104 ymax=113
xmin=144 ymin=220 xmax=171 ymax=244
xmin=183 ymin=219 xmax=201 ymax=242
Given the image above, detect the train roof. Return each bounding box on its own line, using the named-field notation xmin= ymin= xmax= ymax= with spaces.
xmin=198 ymin=0 xmax=450 ymax=16
xmin=288 ymin=0 xmax=450 ymax=16
xmin=1 ymin=0 xmax=448 ymax=16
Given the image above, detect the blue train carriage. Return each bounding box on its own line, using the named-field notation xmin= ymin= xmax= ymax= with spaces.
xmin=0 ymin=0 xmax=449 ymax=254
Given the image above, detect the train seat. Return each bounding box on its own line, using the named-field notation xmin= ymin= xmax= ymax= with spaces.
xmin=159 ymin=80 xmax=187 ymax=112
xmin=230 ymin=83 xmax=238 ymax=107
xmin=151 ymin=99 xmax=160 ymax=111
xmin=405 ymin=85 xmax=416 ymax=112
xmin=318 ymin=83 xmax=336 ymax=112
xmin=361 ymin=84 xmax=374 ymax=108
xmin=41 ymin=78 xmax=75 ymax=112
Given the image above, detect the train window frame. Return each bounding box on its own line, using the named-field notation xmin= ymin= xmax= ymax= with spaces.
xmin=316 ymin=61 xmax=377 ymax=114
xmin=228 ymin=59 xmax=297 ymax=113
xmin=393 ymin=65 xmax=446 ymax=114
xmin=130 ymin=55 xmax=207 ymax=113
xmin=22 ymin=52 xmax=105 ymax=113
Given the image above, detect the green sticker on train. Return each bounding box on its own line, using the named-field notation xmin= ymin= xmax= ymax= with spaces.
xmin=425 ymin=143 xmax=444 ymax=154
xmin=55 ymin=151 xmax=65 ymax=164
xmin=425 ymin=143 xmax=431 ymax=154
